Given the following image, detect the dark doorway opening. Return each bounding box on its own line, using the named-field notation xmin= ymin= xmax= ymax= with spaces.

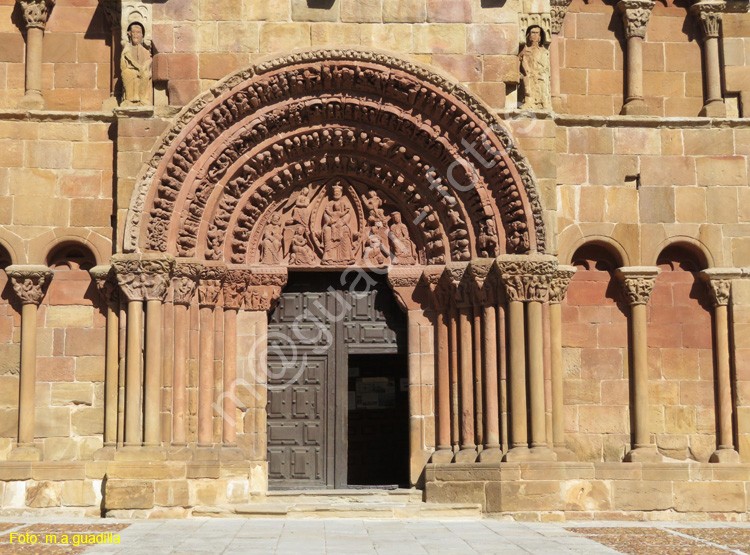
xmin=347 ymin=353 xmax=409 ymax=487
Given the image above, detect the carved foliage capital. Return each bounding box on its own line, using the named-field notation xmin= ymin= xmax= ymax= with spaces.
xmin=549 ymin=265 xmax=577 ymax=304
xmin=172 ymin=260 xmax=201 ymax=306
xmin=17 ymin=0 xmax=55 ymax=30
xmin=700 ymin=269 xmax=739 ymax=307
xmin=618 ymin=0 xmax=656 ymax=39
xmin=615 ymin=267 xmax=660 ymax=305
xmin=89 ymin=265 xmax=119 ymax=309
xmin=495 ymin=255 xmax=557 ymax=303
xmin=6 ymin=265 xmax=53 ymax=306
xmin=468 ymin=259 xmax=496 ymax=306
xmin=198 ymin=264 xmax=226 ymax=308
xmin=692 ymin=2 xmax=725 ymax=38
xmin=550 ymin=0 xmax=573 ymax=34
xmin=112 ymin=254 xmax=174 ymax=302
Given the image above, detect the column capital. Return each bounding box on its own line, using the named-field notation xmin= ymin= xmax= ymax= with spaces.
xmin=617 ymin=0 xmax=656 ymax=39
xmin=421 ymin=265 xmax=449 ymax=311
xmin=387 ymin=266 xmax=426 ymax=312
xmin=173 ymin=259 xmax=202 ymax=306
xmin=495 ymin=254 xmax=558 ymax=302
xmin=5 ymin=265 xmax=53 ymax=306
xmin=89 ymin=265 xmax=119 ymax=309
xmin=691 ymin=1 xmax=725 ymax=38
xmin=442 ymin=261 xmax=472 ymax=309
xmin=615 ymin=266 xmax=660 ymax=305
xmin=223 ymin=268 xmax=251 ymax=310
xmin=700 ymin=268 xmax=741 ymax=307
xmin=198 ymin=263 xmax=226 ymax=308
xmin=243 ymin=266 xmax=288 ymax=312
xmin=468 ymin=258 xmax=497 ymax=307
xmin=112 ymin=253 xmax=175 ymax=302
xmin=17 ymin=0 xmax=56 ymax=30
xmin=549 ymin=265 xmax=577 ymax=304
xmin=551 ymin=0 xmax=573 ymax=34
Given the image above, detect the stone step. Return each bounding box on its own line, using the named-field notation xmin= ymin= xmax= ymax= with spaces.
xmin=224 ymin=501 xmax=483 ymax=519
xmin=265 ymin=488 xmax=424 ymax=505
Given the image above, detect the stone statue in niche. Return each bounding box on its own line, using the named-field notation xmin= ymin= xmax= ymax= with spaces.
xmin=389 ymin=212 xmax=417 ymax=265
xmin=260 ymin=213 xmax=283 ymax=264
xmin=321 ymin=182 xmax=356 ymax=265
xmin=518 ymin=25 xmax=551 ymax=111
xmin=121 ymin=22 xmax=152 ymax=107
xmin=289 ymin=227 xmax=316 ymax=266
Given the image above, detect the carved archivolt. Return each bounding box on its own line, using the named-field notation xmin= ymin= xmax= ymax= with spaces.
xmin=124 ymin=50 xmax=546 ymax=266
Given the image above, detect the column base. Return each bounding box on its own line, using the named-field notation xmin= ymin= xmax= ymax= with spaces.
xmin=167 ymin=445 xmax=195 ymax=461
xmin=504 ymin=446 xmax=557 ymax=462
xmin=195 ymin=446 xmax=220 ymax=461
xmin=700 ymin=99 xmax=726 ymax=118
xmin=478 ymin=447 xmax=504 ymax=462
xmin=620 ymin=98 xmax=650 ymax=116
xmin=8 ymin=445 xmax=41 ymax=461
xmin=530 ymin=446 xmax=558 ymax=461
xmin=17 ymin=92 xmax=45 ymax=111
xmin=219 ymin=446 xmax=245 ymax=461
xmin=710 ymin=448 xmax=741 ymax=463
xmin=553 ymin=445 xmax=578 ymax=462
xmin=453 ymin=447 xmax=478 ymax=463
xmin=431 ymin=448 xmax=455 ymax=463
xmin=92 ymin=445 xmax=117 ymax=461
xmin=113 ymin=446 xmax=167 ymax=461
xmin=624 ymin=446 xmax=661 ymax=463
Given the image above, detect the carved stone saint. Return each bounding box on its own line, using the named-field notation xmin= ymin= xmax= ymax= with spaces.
xmin=260 ymin=213 xmax=283 ymax=265
xmin=289 ymin=227 xmax=316 ymax=266
xmin=121 ymin=22 xmax=152 ymax=107
xmin=519 ymin=25 xmax=551 ymax=111
xmin=321 ymin=182 xmax=356 ymax=265
xmin=389 ymin=212 xmax=417 ymax=265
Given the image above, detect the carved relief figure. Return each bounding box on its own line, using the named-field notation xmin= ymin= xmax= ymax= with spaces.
xmin=518 ymin=26 xmax=551 ymax=110
xmin=260 ymin=214 xmax=283 ymax=265
xmin=289 ymin=227 xmax=316 ymax=266
xmin=321 ymin=183 xmax=356 ymax=265
xmin=121 ymin=22 xmax=152 ymax=107
xmin=389 ymin=212 xmax=417 ymax=265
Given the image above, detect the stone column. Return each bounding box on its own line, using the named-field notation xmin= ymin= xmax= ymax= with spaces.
xmin=6 ymin=266 xmax=52 ymax=460
xmin=222 ymin=269 xmax=247 ymax=448
xmin=692 ymin=1 xmax=727 ymax=117
xmin=549 ymin=266 xmax=577 ymax=461
xmin=16 ymin=0 xmax=55 ymax=110
xmin=171 ymin=260 xmax=200 ymax=447
xmin=616 ymin=267 xmax=661 ymax=462
xmin=423 ymin=266 xmax=453 ymax=463
xmin=618 ymin=0 xmax=655 ymax=115
xmin=197 ymin=264 xmax=225 ymax=448
xmin=701 ymin=269 xmax=741 ymax=462
xmin=550 ymin=0 xmax=572 ymax=103
xmin=90 ymin=266 xmax=120 ymax=450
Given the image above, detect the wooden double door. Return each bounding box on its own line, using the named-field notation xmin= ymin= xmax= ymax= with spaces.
xmin=266 ymin=272 xmax=408 ymax=489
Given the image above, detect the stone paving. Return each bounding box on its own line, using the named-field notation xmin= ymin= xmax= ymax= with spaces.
xmin=2 ymin=519 xmax=750 ymax=554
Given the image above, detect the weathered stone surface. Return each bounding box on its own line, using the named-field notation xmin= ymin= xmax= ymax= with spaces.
xmin=565 ymin=480 xmax=612 ymax=511
xmin=61 ymin=480 xmax=99 ymax=507
xmin=104 ymin=480 xmax=155 ymax=510
xmin=611 ymin=481 xmax=673 ymax=511
xmin=673 ymin=481 xmax=746 ymax=512
xmin=25 ymin=480 xmax=62 ymax=508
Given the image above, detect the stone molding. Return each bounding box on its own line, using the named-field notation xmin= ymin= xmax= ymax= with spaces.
xmin=548 ymin=265 xmax=577 ymax=304
xmin=691 ymin=1 xmax=726 ymax=38
xmin=112 ymin=253 xmax=175 ymax=302
xmin=700 ymin=268 xmax=741 ymax=307
xmin=495 ymin=255 xmax=558 ymax=303
xmin=89 ymin=265 xmax=120 ymax=309
xmin=615 ymin=266 xmax=660 ymax=306
xmin=617 ymin=0 xmax=656 ymax=39
xmin=5 ymin=265 xmax=53 ymax=306
xmin=223 ymin=268 xmax=251 ymax=310
xmin=172 ymin=259 xmax=202 ymax=306
xmin=243 ymin=267 xmax=288 ymax=312
xmin=198 ymin=264 xmax=226 ymax=308
xmin=550 ymin=0 xmax=573 ymax=34
xmin=17 ymin=0 xmax=56 ymax=30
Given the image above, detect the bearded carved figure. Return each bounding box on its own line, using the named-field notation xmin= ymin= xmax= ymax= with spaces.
xmin=519 ymin=26 xmax=551 ymax=110
xmin=121 ymin=22 xmax=152 ymax=106
xmin=321 ymin=183 xmax=356 ymax=265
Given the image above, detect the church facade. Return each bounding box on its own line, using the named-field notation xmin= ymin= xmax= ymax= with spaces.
xmin=1 ymin=0 xmax=750 ymax=519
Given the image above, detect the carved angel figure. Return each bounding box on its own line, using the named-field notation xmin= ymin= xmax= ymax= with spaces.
xmin=121 ymin=22 xmax=152 ymax=107
xmin=519 ymin=26 xmax=551 ymax=111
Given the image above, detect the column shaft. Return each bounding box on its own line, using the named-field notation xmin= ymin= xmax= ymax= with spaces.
xmin=143 ymin=299 xmax=162 ymax=446
xmin=223 ymin=308 xmax=238 ymax=444
xmin=550 ymin=35 xmax=561 ymax=98
xmin=198 ymin=305 xmax=215 ymax=446
xmin=172 ymin=304 xmax=189 ymax=444
xmin=507 ymin=300 xmax=528 ymax=451
xmin=472 ymin=304 xmax=483 ymax=446
xmin=20 ymin=26 xmax=45 ymax=109
xmin=550 ymin=302 xmax=565 ymax=448
xmin=104 ymin=306 xmax=119 ymax=445
xmin=631 ymin=303 xmax=649 ymax=450
xmin=527 ymin=301 xmax=548 ymax=450
xmin=436 ymin=310 xmax=452 ymax=452
xmin=715 ymin=304 xmax=733 ymax=450
xmin=627 ymin=36 xmax=643 ymax=101
xmin=124 ymin=300 xmax=143 ymax=446
xmin=449 ymin=309 xmax=460 ymax=449
xmin=17 ymin=303 xmax=38 ymax=445
xmin=705 ymin=37 xmax=722 ymax=102
xmin=455 ymin=307 xmax=477 ymax=461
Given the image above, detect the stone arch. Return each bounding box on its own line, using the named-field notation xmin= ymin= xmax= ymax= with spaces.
xmin=0 ymin=231 xmax=23 ymax=266
xmin=562 ymin=232 xmax=631 ymax=268
xmin=124 ymin=49 xmax=546 ymax=266
xmin=650 ymin=236 xmax=715 ymax=269
xmin=28 ymin=228 xmax=111 ymax=266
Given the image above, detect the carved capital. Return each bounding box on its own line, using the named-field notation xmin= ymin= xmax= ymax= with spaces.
xmin=691 ymin=2 xmax=725 ymax=38
xmin=468 ymin=258 xmax=496 ymax=307
xmin=551 ymin=0 xmax=573 ymax=34
xmin=549 ymin=265 xmax=577 ymax=304
xmin=223 ymin=268 xmax=251 ymax=310
xmin=441 ymin=261 xmax=471 ymax=309
xmin=6 ymin=265 xmax=53 ymax=306
xmin=387 ymin=266 xmax=425 ymax=312
xmin=243 ymin=267 xmax=287 ymax=312
xmin=112 ymin=253 xmax=174 ymax=302
xmin=615 ymin=267 xmax=660 ymax=305
xmin=420 ymin=265 xmax=447 ymax=311
xmin=89 ymin=265 xmax=119 ymax=309
xmin=172 ymin=259 xmax=202 ymax=306
xmin=198 ymin=264 xmax=226 ymax=308
xmin=700 ymin=268 xmax=741 ymax=307
xmin=17 ymin=0 xmax=56 ymax=30
xmin=495 ymin=255 xmax=558 ymax=303
xmin=617 ymin=0 xmax=655 ymax=39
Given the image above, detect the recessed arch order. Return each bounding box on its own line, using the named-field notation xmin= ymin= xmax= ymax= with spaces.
xmin=124 ymin=49 xmax=547 ymax=267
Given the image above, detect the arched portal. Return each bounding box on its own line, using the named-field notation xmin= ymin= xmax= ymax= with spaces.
xmin=124 ymin=49 xmax=546 ymax=264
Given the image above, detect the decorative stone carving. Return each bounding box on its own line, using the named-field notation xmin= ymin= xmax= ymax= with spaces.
xmin=198 ymin=265 xmax=226 ymax=308
xmin=615 ymin=267 xmax=660 ymax=306
xmin=519 ymin=26 xmax=552 ymax=111
xmin=112 ymin=253 xmax=174 ymax=302
xmin=468 ymin=258 xmax=496 ymax=306
xmin=6 ymin=265 xmax=53 ymax=306
xmin=548 ymin=266 xmax=576 ymax=304
xmin=387 ymin=266 xmax=426 ymax=311
xmin=89 ymin=265 xmax=120 ymax=309
xmin=389 ymin=212 xmax=417 ymax=265
xmin=495 ymin=255 xmax=558 ymax=303
xmin=442 ymin=261 xmax=472 ymax=308
xmin=260 ymin=214 xmax=283 ymax=265
xmin=244 ymin=267 xmax=288 ymax=312
xmin=550 ymin=0 xmax=573 ymax=34
xmin=519 ymin=13 xmax=552 ymax=45
xmin=18 ymin=0 xmax=55 ymax=30
xmin=321 ymin=182 xmax=357 ymax=265
xmin=120 ymin=23 xmax=151 ymax=106
xmin=223 ymin=269 xmax=250 ymax=310
xmin=692 ymin=1 xmax=725 ymax=38
xmin=700 ymin=269 xmax=741 ymax=307
xmin=617 ymin=0 xmax=655 ymax=39
xmin=125 ymin=50 xmax=546 ymax=260
xmin=172 ymin=260 xmax=202 ymax=306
